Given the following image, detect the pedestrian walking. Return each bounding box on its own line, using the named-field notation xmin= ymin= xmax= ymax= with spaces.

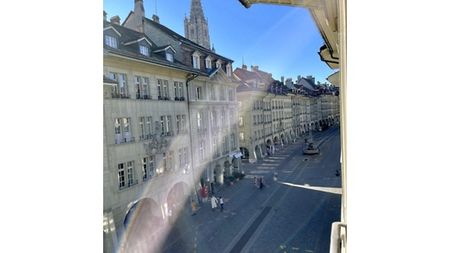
xmin=211 ymin=195 xmax=218 ymax=211
xmin=219 ymin=196 xmax=224 ymax=212
xmin=254 ymin=176 xmax=257 ymax=188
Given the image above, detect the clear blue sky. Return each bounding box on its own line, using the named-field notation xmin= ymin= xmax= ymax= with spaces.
xmin=103 ymin=0 xmax=335 ymax=84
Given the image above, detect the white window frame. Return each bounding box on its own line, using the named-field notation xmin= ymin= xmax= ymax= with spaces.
xmin=205 ymin=56 xmax=212 ymax=69
xmin=139 ymin=45 xmax=149 ymax=56
xmin=142 ymin=157 xmax=148 ymax=181
xmin=127 ymin=161 xmax=134 ymax=186
xmin=226 ymin=63 xmax=232 ymax=77
xmin=216 ymin=60 xmax=222 ymax=69
xmin=163 ymin=80 xmax=169 ymax=98
xmin=105 ymin=35 xmax=118 ymax=48
xmin=192 ymin=54 xmax=200 ymax=69
xmin=157 ymin=79 xmax=163 ymax=98
xmin=196 ymin=86 xmax=202 ymax=100
xmin=118 ymin=163 xmax=125 ymax=189
xmin=166 ymin=52 xmax=174 ymax=62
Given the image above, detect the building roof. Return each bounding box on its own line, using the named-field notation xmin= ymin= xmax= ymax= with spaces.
xmin=123 ymin=11 xmax=233 ymax=63
xmin=234 ymin=67 xmax=260 ymax=81
xmin=104 ymin=20 xmax=205 ymax=75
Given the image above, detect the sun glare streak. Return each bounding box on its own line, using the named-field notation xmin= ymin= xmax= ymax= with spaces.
xmin=278 ymin=181 xmax=342 ymax=195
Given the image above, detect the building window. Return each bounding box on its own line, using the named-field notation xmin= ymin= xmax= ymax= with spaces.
xmin=139 ymin=45 xmax=149 ymax=56
xmin=174 ymin=81 xmax=184 ymax=99
xmin=163 ymin=80 xmax=169 ymax=99
xmin=148 ymin=156 xmax=155 ymax=177
xmin=199 ymin=140 xmax=205 ymax=161
xmin=157 ymin=79 xmax=162 ymax=98
xmin=161 ymin=153 xmax=167 ymax=174
xmin=226 ymin=64 xmax=232 ymax=77
xmin=216 ymin=60 xmax=222 ymax=69
xmin=196 ymin=111 xmax=202 ymax=131
xmin=108 ymin=72 xmax=129 ymax=98
xmin=166 ymin=52 xmax=174 ymax=62
xmin=142 ymin=157 xmax=148 ymax=181
xmin=114 ymin=118 xmax=133 ymax=144
xmin=160 ymin=116 xmax=172 ymax=136
xmin=134 ymin=76 xmax=149 ymax=99
xmin=157 ymin=79 xmax=169 ymax=99
xmin=105 ymin=35 xmax=117 ymax=48
xmin=117 ymin=74 xmax=128 ymax=98
xmin=127 ymin=161 xmax=135 ymax=186
xmin=178 ymin=82 xmax=184 ymax=98
xmin=167 ymin=116 xmax=173 ymax=136
xmin=146 ymin=117 xmax=152 ymax=138
xmin=118 ymin=163 xmax=125 ymax=189
xmin=205 ymin=57 xmax=212 ymax=69
xmin=139 ymin=117 xmax=145 ymax=140
xmin=193 ymin=55 xmax=200 ymax=69
xmin=196 ymin=86 xmax=202 ymax=100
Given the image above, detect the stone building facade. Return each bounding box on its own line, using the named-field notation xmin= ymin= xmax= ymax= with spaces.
xmin=103 ymin=1 xmax=240 ymax=252
xmin=235 ymin=66 xmax=340 ymax=163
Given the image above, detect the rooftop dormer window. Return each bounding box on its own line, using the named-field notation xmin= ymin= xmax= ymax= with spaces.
xmin=166 ymin=52 xmax=174 ymax=62
xmin=216 ymin=60 xmax=222 ymax=69
xmin=192 ymin=52 xmax=201 ymax=69
xmin=105 ymin=35 xmax=118 ymax=48
xmin=139 ymin=45 xmax=149 ymax=56
xmin=226 ymin=63 xmax=232 ymax=77
xmin=205 ymin=56 xmax=212 ymax=69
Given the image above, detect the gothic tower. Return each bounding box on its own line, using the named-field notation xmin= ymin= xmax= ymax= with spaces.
xmin=184 ymin=0 xmax=211 ymax=49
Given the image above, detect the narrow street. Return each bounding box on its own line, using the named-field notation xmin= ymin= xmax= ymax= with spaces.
xmin=160 ymin=126 xmax=341 ymax=253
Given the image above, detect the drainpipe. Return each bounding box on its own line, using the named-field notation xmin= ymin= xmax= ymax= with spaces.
xmin=186 ymin=72 xmax=200 ymax=204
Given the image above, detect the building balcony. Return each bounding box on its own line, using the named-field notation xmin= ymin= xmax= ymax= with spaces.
xmin=115 ymin=136 xmax=135 ymax=144
xmin=111 ymin=93 xmax=130 ymax=99
xmin=136 ymin=93 xmax=151 ymax=100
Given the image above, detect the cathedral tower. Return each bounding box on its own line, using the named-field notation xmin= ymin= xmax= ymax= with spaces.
xmin=184 ymin=0 xmax=211 ymax=49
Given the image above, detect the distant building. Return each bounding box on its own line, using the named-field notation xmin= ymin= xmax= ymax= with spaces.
xmin=184 ymin=0 xmax=211 ymax=49
xmin=234 ymin=65 xmax=294 ymax=163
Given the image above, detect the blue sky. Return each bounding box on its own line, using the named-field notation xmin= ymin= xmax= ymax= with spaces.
xmin=103 ymin=0 xmax=335 ymax=83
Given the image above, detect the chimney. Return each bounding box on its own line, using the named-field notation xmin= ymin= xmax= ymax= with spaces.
xmin=242 ymin=64 xmax=247 ymax=70
xmin=281 ymin=76 xmax=285 ymax=84
xmin=251 ymin=65 xmax=259 ymax=72
xmin=152 ymin=14 xmax=160 ymax=23
xmin=110 ymin=15 xmax=121 ymax=25
xmin=103 ymin=11 xmax=107 ymax=21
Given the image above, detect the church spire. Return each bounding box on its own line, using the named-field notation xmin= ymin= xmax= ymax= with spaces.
xmin=190 ymin=0 xmax=205 ymax=21
xmin=184 ymin=0 xmax=211 ymax=49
